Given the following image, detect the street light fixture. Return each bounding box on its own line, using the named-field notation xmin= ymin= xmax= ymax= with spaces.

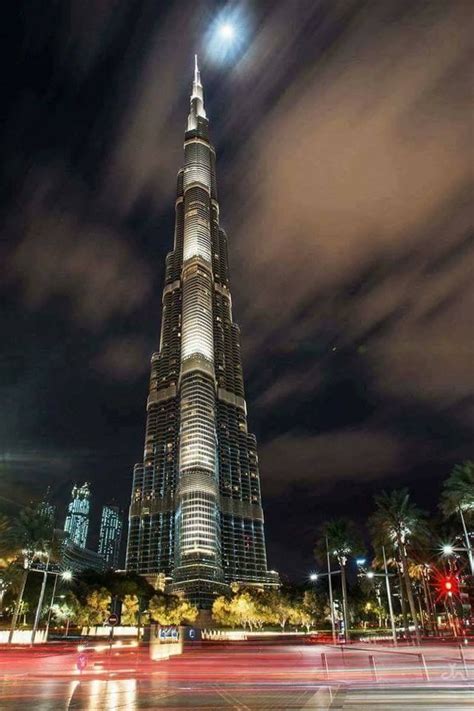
xmin=442 ymin=544 xmax=455 ymax=556
xmin=357 ymin=549 xmax=398 ymax=646
xmin=441 ymin=540 xmax=474 ymax=576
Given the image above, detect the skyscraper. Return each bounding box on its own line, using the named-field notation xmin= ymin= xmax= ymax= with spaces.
xmin=98 ymin=503 xmax=123 ymax=569
xmin=64 ymin=482 xmax=90 ymax=549
xmin=39 ymin=486 xmax=56 ymax=526
xmin=126 ymin=57 xmax=278 ymax=605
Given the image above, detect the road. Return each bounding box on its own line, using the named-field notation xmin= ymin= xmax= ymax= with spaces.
xmin=0 ymin=639 xmax=473 ymax=709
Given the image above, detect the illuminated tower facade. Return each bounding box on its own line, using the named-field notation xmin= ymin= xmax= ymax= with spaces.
xmin=98 ymin=503 xmax=122 ymax=569
xmin=64 ymin=482 xmax=90 ymax=549
xmin=126 ymin=58 xmax=278 ymax=605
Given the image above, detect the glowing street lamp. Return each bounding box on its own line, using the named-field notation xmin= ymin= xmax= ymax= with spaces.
xmin=441 ymin=541 xmax=474 ymax=576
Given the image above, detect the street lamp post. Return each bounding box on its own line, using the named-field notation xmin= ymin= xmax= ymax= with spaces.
xmin=382 ymin=547 xmax=398 ymax=646
xmin=8 ymin=551 xmax=34 ymax=644
xmin=44 ymin=570 xmax=72 ymax=639
xmin=30 ymin=565 xmax=72 ymax=644
xmin=326 ymin=537 xmax=337 ymax=643
xmin=442 ymin=543 xmax=474 ymax=575
xmin=31 ymin=553 xmax=50 ymax=645
xmin=457 ymin=508 xmax=474 ymax=576
xmin=310 ymin=567 xmax=341 ymax=643
xmin=357 ymin=551 xmax=398 ymax=647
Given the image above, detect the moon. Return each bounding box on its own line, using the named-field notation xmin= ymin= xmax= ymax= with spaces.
xmin=219 ymin=23 xmax=235 ymax=41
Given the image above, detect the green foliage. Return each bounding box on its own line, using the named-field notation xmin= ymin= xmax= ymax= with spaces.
xmin=72 ymin=570 xmax=155 ymax=606
xmin=315 ymin=518 xmax=364 ymax=566
xmin=148 ymin=593 xmax=198 ymax=625
xmin=121 ymin=594 xmax=139 ymax=625
xmin=441 ymin=461 xmax=474 ymax=519
xmin=212 ymin=590 xmax=260 ymax=629
xmin=1 ymin=504 xmax=62 ymax=562
xmin=211 ymin=587 xmax=324 ymax=632
xmin=76 ymin=587 xmax=111 ymax=628
xmin=0 ymin=562 xmax=23 ymax=599
xmin=369 ymin=488 xmax=428 ymax=549
xmin=49 ymin=591 xmax=80 ymax=627
xmin=300 ymin=590 xmax=329 ymax=628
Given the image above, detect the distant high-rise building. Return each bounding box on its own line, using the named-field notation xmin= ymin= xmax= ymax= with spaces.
xmin=98 ymin=503 xmax=122 ymax=569
xmin=126 ymin=57 xmax=278 ymax=605
xmin=64 ymin=483 xmax=90 ymax=549
xmin=38 ymin=486 xmax=56 ymax=526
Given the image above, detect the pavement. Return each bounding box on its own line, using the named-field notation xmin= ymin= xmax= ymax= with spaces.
xmin=0 ymin=639 xmax=473 ymax=709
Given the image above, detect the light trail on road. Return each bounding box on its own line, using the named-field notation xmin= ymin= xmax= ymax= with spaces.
xmin=0 ymin=640 xmax=473 ymax=709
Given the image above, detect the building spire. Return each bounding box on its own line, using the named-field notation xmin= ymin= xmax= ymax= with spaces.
xmin=194 ymin=53 xmax=199 ymax=83
xmin=187 ymin=54 xmax=206 ymax=131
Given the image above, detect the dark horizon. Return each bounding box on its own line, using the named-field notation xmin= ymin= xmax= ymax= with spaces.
xmin=1 ymin=0 xmax=472 ymax=583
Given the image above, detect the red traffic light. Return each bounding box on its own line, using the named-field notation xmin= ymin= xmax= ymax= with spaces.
xmin=440 ymin=576 xmax=458 ymax=596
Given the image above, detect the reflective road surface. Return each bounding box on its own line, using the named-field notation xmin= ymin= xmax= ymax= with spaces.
xmin=1 ymin=640 xmax=473 ymax=709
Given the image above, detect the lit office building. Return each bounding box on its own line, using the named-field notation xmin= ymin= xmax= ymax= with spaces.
xmin=98 ymin=503 xmax=122 ymax=569
xmin=64 ymin=482 xmax=90 ymax=549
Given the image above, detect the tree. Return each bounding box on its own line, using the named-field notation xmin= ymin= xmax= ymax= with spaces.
xmin=369 ymin=489 xmax=427 ymax=643
xmin=76 ymin=588 xmax=111 ymax=632
xmin=265 ymin=591 xmax=293 ymax=631
xmin=229 ymin=591 xmax=259 ymax=631
xmin=440 ymin=461 xmax=474 ymax=574
xmin=212 ymin=595 xmax=234 ymax=627
xmin=148 ymin=593 xmax=198 ymax=625
xmin=4 ymin=504 xmax=62 ymax=643
xmin=290 ymin=603 xmax=313 ymax=633
xmin=316 ymin=518 xmax=364 ymax=641
xmin=252 ymin=591 xmax=275 ymax=629
xmin=49 ymin=591 xmax=80 ymax=635
xmin=0 ymin=562 xmax=22 ymax=615
xmin=212 ymin=589 xmax=275 ymax=630
xmin=174 ymin=598 xmax=198 ymax=625
xmin=121 ymin=594 xmax=139 ymax=625
xmin=0 ymin=514 xmax=12 ymax=562
xmin=301 ymin=589 xmax=330 ymax=627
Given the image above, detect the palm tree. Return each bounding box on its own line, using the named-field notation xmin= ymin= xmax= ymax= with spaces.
xmin=440 ymin=461 xmax=474 ymax=574
xmin=369 ymin=489 xmax=427 ymax=644
xmin=316 ymin=518 xmax=364 ymax=642
xmin=4 ymin=504 xmax=59 ymax=643
xmin=0 ymin=514 xmax=12 ymax=561
xmin=0 ymin=562 xmax=22 ymax=615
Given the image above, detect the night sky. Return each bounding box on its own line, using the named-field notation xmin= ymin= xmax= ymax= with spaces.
xmin=1 ymin=1 xmax=472 ymax=582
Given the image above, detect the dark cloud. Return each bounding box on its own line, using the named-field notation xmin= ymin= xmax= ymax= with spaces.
xmin=6 ymin=168 xmax=153 ymax=328
xmin=259 ymin=428 xmax=406 ymax=496
xmin=94 ymin=336 xmax=152 ymax=380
